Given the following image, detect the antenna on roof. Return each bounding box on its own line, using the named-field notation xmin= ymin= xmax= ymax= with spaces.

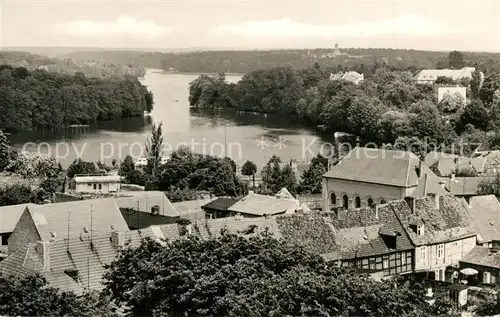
xmin=90 ymin=204 xmax=93 ymax=248
xmin=137 ymin=200 xmax=140 ymax=229
xmin=67 ymin=209 xmax=70 ymax=253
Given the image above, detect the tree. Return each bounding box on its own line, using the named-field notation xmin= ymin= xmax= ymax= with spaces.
xmin=145 ymin=122 xmax=164 ymax=178
xmin=0 ymin=184 xmax=38 ymax=206
xmin=241 ymin=160 xmax=257 ymax=188
xmin=66 ymin=158 xmax=97 ymax=178
xmin=0 ymin=274 xmax=114 ymax=316
xmin=298 ymin=154 xmax=328 ymax=194
xmin=478 ymin=173 xmax=500 ymax=198
xmin=480 ymin=73 xmax=500 ymax=106
xmin=260 ymin=156 xmax=297 ymax=195
xmin=435 ymin=76 xmax=456 ymax=85
xmin=448 ymin=51 xmax=465 ymax=69
xmin=457 ymin=100 xmax=490 ymax=132
xmin=103 ymin=234 xmax=429 ymax=317
xmin=119 ymin=155 xmax=135 ymax=177
xmin=0 ymin=130 xmax=10 ymax=171
xmin=470 ymin=68 xmax=483 ymax=99
xmin=438 ymin=92 xmax=465 ymax=114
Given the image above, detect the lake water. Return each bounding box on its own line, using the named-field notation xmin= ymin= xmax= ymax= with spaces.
xmin=10 ymin=69 xmax=331 ymax=170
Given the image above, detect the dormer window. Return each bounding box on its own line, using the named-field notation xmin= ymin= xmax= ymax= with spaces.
xmin=417 ymin=225 xmax=425 ymax=236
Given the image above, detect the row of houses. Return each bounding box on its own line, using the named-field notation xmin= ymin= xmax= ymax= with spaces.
xmin=2 ymin=189 xmax=500 ymax=294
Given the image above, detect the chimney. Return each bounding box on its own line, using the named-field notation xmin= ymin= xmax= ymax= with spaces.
xmin=248 ymin=190 xmax=254 ymax=195
xmin=186 ymin=224 xmax=193 ymax=235
xmin=235 ymin=213 xmax=243 ymax=220
xmin=36 ymin=241 xmax=50 ymax=272
xmin=415 ymin=160 xmax=422 ymax=178
xmin=375 ymin=204 xmax=379 ymax=219
xmin=451 ymin=172 xmax=456 ymax=182
xmin=428 ymin=193 xmax=441 ymax=210
xmin=404 ymin=197 xmax=416 ymax=214
xmin=264 ymin=213 xmax=271 ymax=219
xmin=111 ymin=231 xmax=124 ymax=247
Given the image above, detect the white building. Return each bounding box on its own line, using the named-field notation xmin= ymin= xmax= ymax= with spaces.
xmin=436 ymin=86 xmax=467 ymax=103
xmin=74 ymin=174 xmax=121 ymax=193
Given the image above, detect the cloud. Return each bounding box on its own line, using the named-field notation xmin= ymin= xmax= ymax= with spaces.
xmin=52 ymin=16 xmax=172 ymax=38
xmin=211 ymin=14 xmax=471 ymax=38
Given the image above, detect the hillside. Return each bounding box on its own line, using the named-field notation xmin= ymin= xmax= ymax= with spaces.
xmin=0 ymin=50 xmax=146 ymax=78
xmin=58 ymin=48 xmax=500 ymax=76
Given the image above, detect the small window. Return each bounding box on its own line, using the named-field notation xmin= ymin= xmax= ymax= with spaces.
xmin=367 ymin=198 xmax=374 ymax=207
xmin=354 ymin=196 xmax=361 ymax=208
xmin=93 ymin=184 xmax=97 ymax=190
xmin=342 ymin=195 xmax=348 ymax=209
xmin=383 ymin=258 xmax=389 ymax=269
xmin=88 ymin=183 xmax=92 ymax=187
xmin=437 ymin=244 xmax=444 ymax=258
xmin=330 ymin=192 xmax=336 ymax=205
xmin=98 ymin=184 xmax=102 ymax=190
xmin=420 ymin=246 xmax=426 ymax=260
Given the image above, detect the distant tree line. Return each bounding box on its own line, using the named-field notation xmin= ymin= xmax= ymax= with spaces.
xmin=61 ymin=48 xmax=500 ymax=75
xmin=0 ymin=65 xmax=153 ymax=132
xmin=188 ymin=63 xmax=500 ymax=158
xmin=0 ymin=51 xmax=146 ymax=79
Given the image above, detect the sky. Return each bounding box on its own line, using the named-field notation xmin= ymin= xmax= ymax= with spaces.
xmin=1 ymin=0 xmax=499 ymax=52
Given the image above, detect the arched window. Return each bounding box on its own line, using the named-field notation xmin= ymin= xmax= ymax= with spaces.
xmin=367 ymin=198 xmax=374 ymax=207
xmin=354 ymin=196 xmax=361 ymax=208
xmin=342 ymin=195 xmax=349 ymax=209
xmin=330 ymin=192 xmax=336 ymax=205
xmin=380 ymin=198 xmax=387 ymax=205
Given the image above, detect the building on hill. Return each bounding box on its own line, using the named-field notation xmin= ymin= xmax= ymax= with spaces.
xmin=0 ymin=229 xmax=154 ymax=294
xmin=227 ymin=189 xmax=299 ymax=217
xmin=322 ymin=147 xmax=446 ymax=212
xmin=73 ymin=174 xmax=121 ymax=193
xmin=436 ymin=85 xmax=466 ymax=104
xmin=329 ymin=71 xmax=364 ymax=85
xmin=414 ymin=67 xmax=476 ymax=85
xmin=325 ymin=202 xmax=414 ymax=277
xmin=390 ymin=194 xmax=476 ymax=282
xmin=7 ymin=198 xmax=129 ymax=254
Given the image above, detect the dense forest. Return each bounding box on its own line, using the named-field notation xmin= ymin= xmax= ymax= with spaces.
xmin=0 ymin=51 xmax=146 ymax=79
xmin=188 ymin=58 xmax=500 ymax=157
xmin=0 ymin=65 xmax=153 ymax=131
xmin=61 ymin=48 xmax=500 ymax=75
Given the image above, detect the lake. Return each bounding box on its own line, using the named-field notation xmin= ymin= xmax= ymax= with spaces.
xmin=10 ymin=69 xmax=332 ymax=170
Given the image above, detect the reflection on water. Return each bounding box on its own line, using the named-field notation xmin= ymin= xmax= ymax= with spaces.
xmin=10 ymin=71 xmax=332 ymax=169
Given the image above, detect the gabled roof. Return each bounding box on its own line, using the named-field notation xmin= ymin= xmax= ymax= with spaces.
xmin=228 ymin=192 xmax=299 ymax=216
xmin=323 ymin=147 xmax=438 ymax=188
xmin=0 ymin=229 xmax=151 ymax=294
xmin=341 ymin=71 xmax=364 ymax=83
xmin=441 ymin=177 xmax=486 ymax=196
xmin=74 ymin=175 xmax=121 ymax=183
xmin=23 ymin=199 xmax=129 ymax=241
xmin=391 ymin=195 xmax=475 ymax=246
xmin=461 ymin=246 xmax=500 ymax=269
xmin=468 ymin=195 xmax=500 ymax=243
xmin=120 ymin=209 xmax=176 ymax=229
xmin=327 ymin=203 xmax=413 ymax=259
xmin=0 ymin=203 xmax=38 ymax=234
xmin=115 ymin=191 xmax=178 ymax=218
xmin=470 ymin=151 xmax=500 ymax=174
xmin=201 ymin=197 xmax=239 ymax=212
xmin=414 ymin=67 xmax=475 ymax=81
